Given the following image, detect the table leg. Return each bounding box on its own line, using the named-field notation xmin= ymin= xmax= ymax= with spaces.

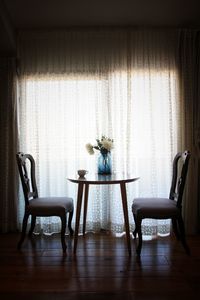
xmin=73 ymin=182 xmax=84 ymax=254
xmin=120 ymin=182 xmax=132 ymax=256
xmin=83 ymin=183 xmax=89 ymax=236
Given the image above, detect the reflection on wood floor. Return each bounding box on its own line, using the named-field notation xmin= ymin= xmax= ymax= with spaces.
xmin=0 ymin=231 xmax=200 ymax=300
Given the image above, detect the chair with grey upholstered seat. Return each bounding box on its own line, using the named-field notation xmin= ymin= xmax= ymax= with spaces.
xmin=132 ymin=150 xmax=190 ymax=256
xmin=16 ymin=152 xmax=74 ymax=253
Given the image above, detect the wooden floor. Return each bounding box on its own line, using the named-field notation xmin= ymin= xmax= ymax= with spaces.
xmin=0 ymin=232 xmax=200 ymax=300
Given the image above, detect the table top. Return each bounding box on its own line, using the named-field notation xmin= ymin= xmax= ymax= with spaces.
xmin=67 ymin=172 xmax=139 ymax=185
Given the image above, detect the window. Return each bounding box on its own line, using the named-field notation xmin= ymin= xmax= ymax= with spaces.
xmin=18 ymin=67 xmax=179 ymax=236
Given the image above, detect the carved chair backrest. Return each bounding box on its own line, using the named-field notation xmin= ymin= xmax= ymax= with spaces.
xmin=16 ymin=152 xmax=38 ymax=205
xmin=169 ymin=150 xmax=190 ymax=208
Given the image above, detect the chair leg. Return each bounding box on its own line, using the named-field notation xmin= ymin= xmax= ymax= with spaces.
xmin=28 ymin=215 xmax=36 ymax=236
xmin=68 ymin=211 xmax=74 ymax=236
xmin=18 ymin=213 xmax=29 ymax=249
xmin=60 ymin=215 xmax=67 ymax=253
xmin=177 ymin=215 xmax=190 ymax=255
xmin=172 ymin=218 xmax=180 ymax=240
xmin=136 ymin=217 xmax=143 ymax=256
xmin=132 ymin=213 xmax=138 ymax=238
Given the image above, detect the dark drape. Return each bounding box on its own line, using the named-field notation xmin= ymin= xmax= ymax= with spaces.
xmin=0 ymin=57 xmax=18 ymax=232
xmin=178 ymin=30 xmax=200 ymax=234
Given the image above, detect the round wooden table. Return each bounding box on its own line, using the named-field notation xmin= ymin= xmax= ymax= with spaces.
xmin=68 ymin=173 xmax=139 ymax=256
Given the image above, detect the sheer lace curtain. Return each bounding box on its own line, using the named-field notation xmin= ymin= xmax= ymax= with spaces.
xmin=18 ymin=29 xmax=180 ymax=236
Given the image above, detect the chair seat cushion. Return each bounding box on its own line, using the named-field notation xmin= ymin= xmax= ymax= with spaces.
xmin=27 ymin=197 xmax=73 ymax=216
xmin=132 ymin=197 xmax=179 ymax=219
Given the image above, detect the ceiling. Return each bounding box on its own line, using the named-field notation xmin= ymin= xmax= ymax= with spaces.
xmin=4 ymin=0 xmax=200 ymax=28
xmin=1 ymin=0 xmax=200 ymax=55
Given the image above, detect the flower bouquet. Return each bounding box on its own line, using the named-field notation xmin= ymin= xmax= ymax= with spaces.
xmin=86 ymin=135 xmax=114 ymax=174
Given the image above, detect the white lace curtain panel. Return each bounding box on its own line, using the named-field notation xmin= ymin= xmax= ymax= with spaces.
xmin=18 ymin=29 xmax=182 ymax=236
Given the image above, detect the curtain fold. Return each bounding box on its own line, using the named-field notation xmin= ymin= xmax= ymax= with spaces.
xmin=178 ymin=29 xmax=200 ymax=234
xmin=17 ymin=29 xmax=186 ymax=236
xmin=0 ymin=57 xmax=18 ymax=232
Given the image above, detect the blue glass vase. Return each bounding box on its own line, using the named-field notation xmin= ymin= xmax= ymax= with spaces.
xmin=98 ymin=152 xmax=112 ymax=175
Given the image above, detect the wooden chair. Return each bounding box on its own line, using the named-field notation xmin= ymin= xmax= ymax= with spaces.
xmin=16 ymin=152 xmax=74 ymax=252
xmin=132 ymin=150 xmax=190 ymax=256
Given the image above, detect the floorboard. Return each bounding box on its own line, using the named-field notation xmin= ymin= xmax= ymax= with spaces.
xmin=0 ymin=232 xmax=199 ymax=300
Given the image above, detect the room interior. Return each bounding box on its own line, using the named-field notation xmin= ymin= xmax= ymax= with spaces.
xmin=0 ymin=1 xmax=200 ymax=299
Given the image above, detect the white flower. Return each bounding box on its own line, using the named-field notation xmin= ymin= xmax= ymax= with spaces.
xmin=101 ymin=139 xmax=114 ymax=151
xmin=86 ymin=143 xmax=95 ymax=155
xmin=86 ymin=135 xmax=114 ymax=155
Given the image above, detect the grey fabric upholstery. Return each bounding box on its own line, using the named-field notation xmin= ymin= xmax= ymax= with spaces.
xmin=27 ymin=197 xmax=74 ymax=216
xmin=16 ymin=152 xmax=74 ymax=253
xmin=132 ymin=151 xmax=190 ymax=256
xmin=132 ymin=198 xmax=179 ymax=219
